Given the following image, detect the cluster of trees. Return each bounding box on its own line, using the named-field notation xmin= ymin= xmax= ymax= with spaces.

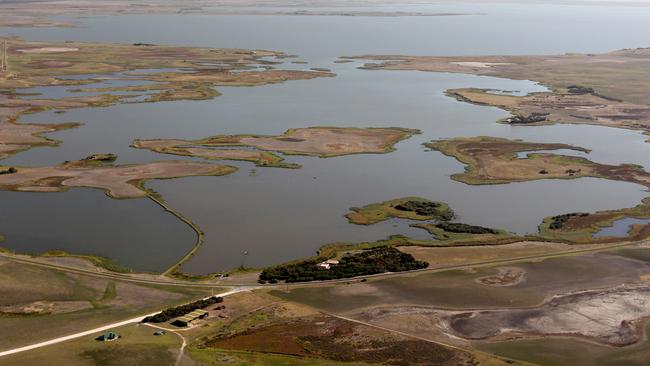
xmin=567 ymin=85 xmax=595 ymax=95
xmin=142 ymin=296 xmax=223 ymax=323
xmin=259 ymin=247 xmax=428 ymax=283
xmin=435 ymin=222 xmax=498 ymax=235
xmin=0 ymin=167 xmax=17 ymax=175
xmin=548 ymin=212 xmax=589 ymax=230
xmin=83 ymin=153 xmax=117 ymax=162
xmin=394 ymin=200 xmax=453 ymax=220
xmin=504 ymin=112 xmax=548 ymax=124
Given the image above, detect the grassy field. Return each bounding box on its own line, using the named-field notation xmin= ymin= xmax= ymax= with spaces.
xmin=399 ymin=241 xmax=600 ymax=268
xmin=0 ymin=260 xmax=213 ymax=350
xmin=0 ymin=323 xmax=181 ymax=366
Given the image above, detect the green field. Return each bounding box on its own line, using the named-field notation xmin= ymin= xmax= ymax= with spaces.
xmin=0 ymin=324 xmax=181 ymax=366
xmin=0 ymin=260 xmax=213 ymax=350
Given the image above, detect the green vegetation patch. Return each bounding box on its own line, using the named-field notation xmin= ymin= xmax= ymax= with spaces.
xmin=346 ymin=197 xmax=453 ymax=225
xmin=538 ymin=197 xmax=650 ymax=243
xmin=434 ymin=222 xmax=499 ymax=235
xmin=80 ymin=345 xmax=175 ymax=366
xmin=259 ymin=246 xmax=428 ymax=283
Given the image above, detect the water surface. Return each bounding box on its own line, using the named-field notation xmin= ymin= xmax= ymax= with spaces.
xmin=0 ymin=189 xmax=195 ymax=272
xmin=1 ymin=5 xmax=650 ymax=272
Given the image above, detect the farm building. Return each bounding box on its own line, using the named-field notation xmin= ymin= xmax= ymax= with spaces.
xmin=171 ymin=309 xmax=209 ymax=327
xmin=317 ymin=259 xmax=340 ymax=270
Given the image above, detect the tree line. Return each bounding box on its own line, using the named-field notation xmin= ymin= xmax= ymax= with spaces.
xmin=142 ymin=296 xmax=223 ymax=323
xmin=259 ymin=246 xmax=428 ymax=283
xmin=435 ymin=222 xmax=498 ymax=234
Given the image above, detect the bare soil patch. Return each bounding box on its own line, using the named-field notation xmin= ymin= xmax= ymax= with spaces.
xmin=476 ymin=267 xmax=525 ymax=287
xmin=448 ymin=284 xmax=650 ymax=346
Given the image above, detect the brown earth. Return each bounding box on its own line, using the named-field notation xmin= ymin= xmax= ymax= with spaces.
xmin=475 ymin=267 xmax=525 ymax=287
xmin=426 ymin=136 xmax=650 ymax=188
xmin=203 ymin=314 xmax=476 ymax=365
xmin=135 ymin=127 xmax=420 ymax=159
xmin=0 ymin=159 xmax=235 ymax=198
xmin=448 ymin=87 xmax=650 ymax=132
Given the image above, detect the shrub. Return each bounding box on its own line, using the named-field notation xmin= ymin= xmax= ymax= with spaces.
xmin=548 ymin=213 xmax=589 ymax=230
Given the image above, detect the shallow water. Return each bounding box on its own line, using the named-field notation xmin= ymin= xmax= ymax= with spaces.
xmin=1 ymin=4 xmax=650 ymax=273
xmin=594 ymin=218 xmax=650 ymax=238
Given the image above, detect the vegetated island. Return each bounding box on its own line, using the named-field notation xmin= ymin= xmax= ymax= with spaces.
xmin=0 ymin=37 xmax=332 ymax=161
xmin=133 ymin=127 xmax=420 ymax=167
xmin=537 ymin=197 xmax=650 ymax=243
xmin=133 ymin=138 xmax=300 ymax=169
xmin=0 ymin=154 xmax=236 ymax=199
xmin=345 ymin=196 xmax=515 ymax=244
xmin=345 ymin=197 xmax=454 ymax=225
xmin=338 ymin=194 xmax=650 ymax=257
xmin=426 ymin=136 xmax=650 ymax=188
xmin=351 ymin=49 xmax=650 ymax=135
xmin=258 ymin=246 xmax=428 ymax=283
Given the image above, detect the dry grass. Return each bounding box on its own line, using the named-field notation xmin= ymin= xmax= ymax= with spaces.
xmin=0 ymin=159 xmax=236 ymax=198
xmin=0 ymin=260 xmax=210 ymax=350
xmin=426 ymin=136 xmax=650 ymax=188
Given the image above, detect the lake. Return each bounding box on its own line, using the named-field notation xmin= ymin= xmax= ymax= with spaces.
xmin=1 ymin=3 xmax=650 ymax=273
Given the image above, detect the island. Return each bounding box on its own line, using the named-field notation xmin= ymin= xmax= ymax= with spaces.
xmin=426 ymin=136 xmax=650 ymax=188
xmin=345 ymin=197 xmax=454 ymax=225
xmin=352 ymin=49 xmax=650 ymax=135
xmin=0 ymin=38 xmax=333 ymax=161
xmin=0 ymin=156 xmax=236 ymax=199
xmin=133 ymin=127 xmax=420 ymax=166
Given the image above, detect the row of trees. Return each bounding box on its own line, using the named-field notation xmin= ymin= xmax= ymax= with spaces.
xmin=259 ymin=247 xmax=428 ymax=283
xmin=435 ymin=222 xmax=498 ymax=235
xmin=142 ymin=296 xmax=223 ymax=323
